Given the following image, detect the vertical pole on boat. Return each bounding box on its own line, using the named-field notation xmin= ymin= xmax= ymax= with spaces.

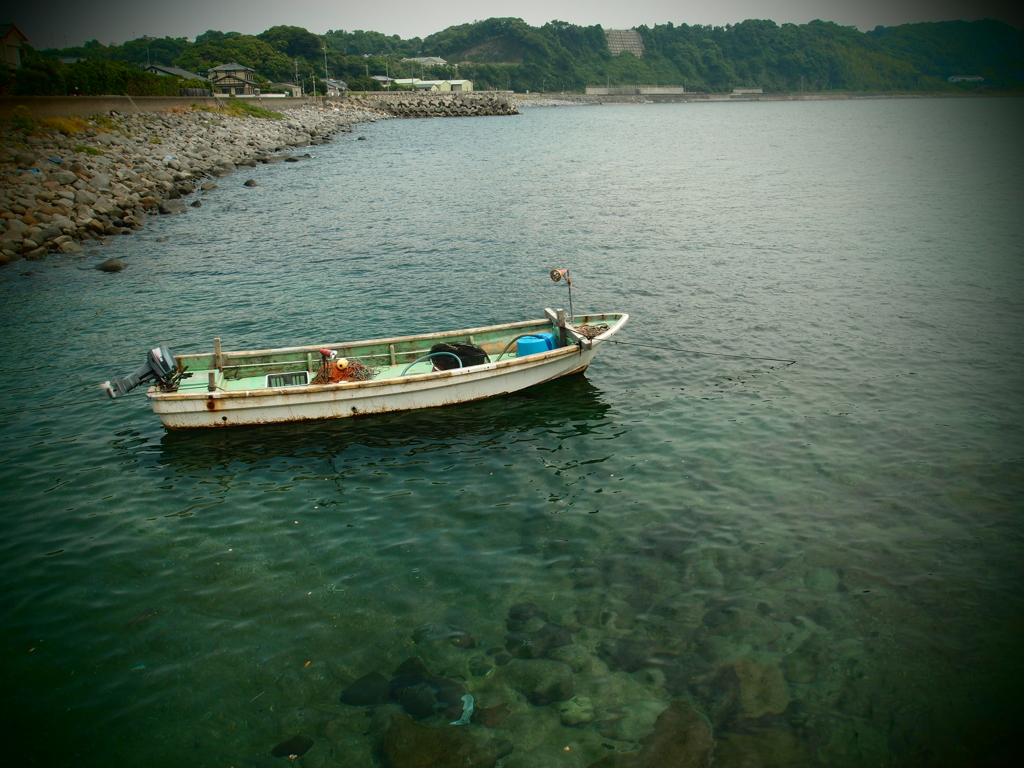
xmin=556 ymin=309 xmax=567 ymax=347
xmin=208 ymin=371 xmax=216 ymax=392
xmin=214 ymin=338 xmax=223 ymax=370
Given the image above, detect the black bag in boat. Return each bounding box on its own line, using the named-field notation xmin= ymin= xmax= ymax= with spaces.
xmin=430 ymin=342 xmax=489 ymax=370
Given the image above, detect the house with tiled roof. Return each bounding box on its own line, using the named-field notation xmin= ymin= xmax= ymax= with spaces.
xmin=206 ymin=62 xmax=257 ymax=95
xmin=143 ymin=64 xmax=207 ymax=82
xmin=1 ymin=23 xmax=28 ymax=70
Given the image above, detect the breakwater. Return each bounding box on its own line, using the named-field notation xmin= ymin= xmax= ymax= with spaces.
xmin=355 ymin=91 xmax=518 ymax=118
xmin=0 ymin=103 xmax=388 ymax=266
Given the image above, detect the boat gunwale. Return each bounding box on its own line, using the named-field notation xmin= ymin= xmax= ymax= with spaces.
xmin=148 ymin=313 xmax=628 ymax=403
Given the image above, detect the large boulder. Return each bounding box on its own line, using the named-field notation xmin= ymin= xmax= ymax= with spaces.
xmin=158 ymin=200 xmax=188 ymax=215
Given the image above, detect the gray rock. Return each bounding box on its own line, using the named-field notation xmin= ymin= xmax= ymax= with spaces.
xmin=58 ymin=240 xmax=83 ymax=253
xmin=90 ymin=173 xmax=111 ymax=189
xmin=243 ymin=179 xmax=258 ymax=187
xmin=74 ymin=189 xmax=98 ymax=206
xmin=14 ymin=151 xmax=36 ymax=166
xmin=49 ymin=170 xmax=78 ymax=185
xmin=24 ymin=246 xmax=48 ymax=261
xmin=39 ymin=225 xmax=63 ymax=242
xmin=96 ymin=258 xmax=126 ymax=272
xmin=200 ymin=182 xmax=218 ymax=191
xmin=158 ymin=200 xmax=188 ymax=215
xmin=190 ymin=199 xmax=202 ymax=207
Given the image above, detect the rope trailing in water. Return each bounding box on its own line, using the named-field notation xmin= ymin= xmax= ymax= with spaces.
xmin=598 ymin=337 xmax=796 ymax=365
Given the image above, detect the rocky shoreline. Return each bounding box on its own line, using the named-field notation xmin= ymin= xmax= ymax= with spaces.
xmin=0 ymin=103 xmax=390 ymax=267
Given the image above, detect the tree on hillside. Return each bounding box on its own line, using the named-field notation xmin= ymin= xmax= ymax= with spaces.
xmin=323 ymin=29 xmax=420 ymax=57
xmin=195 ymin=30 xmax=242 ymax=44
xmin=258 ymin=26 xmax=325 ymax=60
xmin=175 ymin=35 xmax=294 ymax=82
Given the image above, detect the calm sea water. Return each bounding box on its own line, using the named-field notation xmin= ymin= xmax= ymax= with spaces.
xmin=2 ymin=97 xmax=1022 ymax=767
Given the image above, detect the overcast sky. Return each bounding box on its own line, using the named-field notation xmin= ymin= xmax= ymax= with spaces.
xmin=10 ymin=0 xmax=1023 ymax=49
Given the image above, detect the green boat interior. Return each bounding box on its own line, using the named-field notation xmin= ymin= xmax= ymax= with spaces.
xmin=167 ymin=314 xmax=616 ymax=395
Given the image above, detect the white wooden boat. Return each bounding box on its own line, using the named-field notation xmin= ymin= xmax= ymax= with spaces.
xmin=104 ymin=309 xmax=628 ymax=429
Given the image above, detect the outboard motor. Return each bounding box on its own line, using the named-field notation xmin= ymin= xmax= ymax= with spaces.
xmin=104 ymin=347 xmax=178 ymax=399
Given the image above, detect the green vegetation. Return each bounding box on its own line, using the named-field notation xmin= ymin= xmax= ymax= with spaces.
xmin=219 ymin=100 xmax=285 ymax=120
xmin=9 ymin=56 xmax=209 ymax=96
xmin=7 ymin=17 xmax=1022 ymax=96
xmin=40 ymin=115 xmax=90 ymax=134
xmin=9 ymin=105 xmax=34 ymax=133
xmin=73 ymin=145 xmax=104 ymax=155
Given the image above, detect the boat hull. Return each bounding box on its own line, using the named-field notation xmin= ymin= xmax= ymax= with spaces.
xmin=146 ymin=313 xmax=625 ymax=428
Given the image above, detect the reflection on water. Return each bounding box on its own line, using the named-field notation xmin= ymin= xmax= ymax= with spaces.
xmin=154 ymin=374 xmax=612 ymax=475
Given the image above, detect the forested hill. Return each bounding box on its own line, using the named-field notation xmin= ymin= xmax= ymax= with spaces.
xmin=9 ymin=17 xmax=1024 ymax=96
xmin=419 ymin=17 xmax=1024 ymax=93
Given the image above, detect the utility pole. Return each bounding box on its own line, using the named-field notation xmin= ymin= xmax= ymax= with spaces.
xmin=323 ymin=45 xmax=329 ymax=82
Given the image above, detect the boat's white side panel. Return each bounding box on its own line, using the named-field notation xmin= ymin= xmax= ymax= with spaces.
xmin=149 ymin=346 xmax=596 ymax=428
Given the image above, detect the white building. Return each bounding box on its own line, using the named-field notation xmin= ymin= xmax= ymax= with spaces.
xmin=392 ymin=78 xmax=473 ymax=92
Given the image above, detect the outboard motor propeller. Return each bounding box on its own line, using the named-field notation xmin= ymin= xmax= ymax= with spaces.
xmin=104 ymin=347 xmax=178 ymax=399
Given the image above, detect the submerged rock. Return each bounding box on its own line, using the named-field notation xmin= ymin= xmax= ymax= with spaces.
xmin=589 ymin=701 xmax=714 ymax=768
xmin=339 ymin=671 xmax=390 ymax=706
xmin=556 ymin=695 xmax=595 ymax=726
xmin=476 ymin=701 xmax=511 ymax=727
xmin=270 ymin=734 xmax=314 ymax=757
xmin=733 ymin=657 xmax=789 ymax=718
xmin=95 ymin=258 xmax=126 ymax=272
xmin=503 ymin=659 xmax=574 ymax=706
xmin=595 ymin=700 xmax=669 ymax=743
xmin=381 ymin=714 xmax=512 ymax=768
xmin=448 ymin=628 xmax=476 ymax=648
xmin=244 ymin=179 xmax=258 ymax=187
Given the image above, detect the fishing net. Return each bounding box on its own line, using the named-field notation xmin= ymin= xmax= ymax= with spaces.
xmin=575 ymin=323 xmax=610 ymax=339
xmin=311 ymin=356 xmax=379 ymax=384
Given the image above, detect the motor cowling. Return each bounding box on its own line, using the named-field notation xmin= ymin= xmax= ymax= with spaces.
xmin=104 ymin=347 xmax=178 ymax=398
